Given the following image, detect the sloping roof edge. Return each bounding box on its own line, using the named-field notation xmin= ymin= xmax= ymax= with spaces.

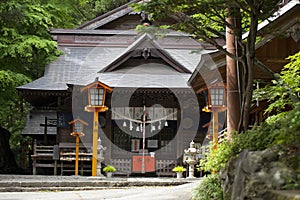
xmin=100 ymin=33 xmax=192 ymax=73
xmin=243 ymin=0 xmax=300 ymax=40
xmin=187 ymin=50 xmax=223 ymax=85
xmin=189 ymin=0 xmax=300 ymax=86
xmin=77 ymin=0 xmax=140 ymax=30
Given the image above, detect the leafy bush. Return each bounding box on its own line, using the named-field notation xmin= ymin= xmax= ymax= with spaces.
xmin=103 ymin=165 xmax=116 ymax=172
xmin=172 ymin=166 xmax=186 ymax=172
xmin=192 ymin=174 xmax=223 ymax=200
xmin=201 ymin=107 xmax=300 ymax=173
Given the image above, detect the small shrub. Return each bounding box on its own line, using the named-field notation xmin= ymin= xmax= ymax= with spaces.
xmin=201 ymin=107 xmax=300 ymax=173
xmin=192 ymin=174 xmax=223 ymax=200
xmin=103 ymin=165 xmax=116 ymax=172
xmin=172 ymin=166 xmax=186 ymax=172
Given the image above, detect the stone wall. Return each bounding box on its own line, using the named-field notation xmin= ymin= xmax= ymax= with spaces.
xmin=219 ymin=148 xmax=298 ymax=200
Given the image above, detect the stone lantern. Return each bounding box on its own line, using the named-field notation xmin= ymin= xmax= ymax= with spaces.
xmin=97 ymin=137 xmax=106 ymax=176
xmin=184 ymin=141 xmax=200 ymax=178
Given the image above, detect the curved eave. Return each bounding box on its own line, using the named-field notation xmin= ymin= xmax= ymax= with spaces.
xmin=17 ymin=88 xmax=70 ymax=106
xmin=17 ymin=88 xmax=69 ymax=96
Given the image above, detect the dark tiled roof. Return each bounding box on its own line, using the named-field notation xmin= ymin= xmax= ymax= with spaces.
xmin=22 ymin=110 xmax=57 ymax=135
xmin=69 ymin=71 xmax=192 ymax=88
xmin=18 ymin=35 xmax=208 ymax=90
xmin=17 ymin=46 xmax=126 ymax=91
xmin=76 ymin=0 xmax=140 ymax=30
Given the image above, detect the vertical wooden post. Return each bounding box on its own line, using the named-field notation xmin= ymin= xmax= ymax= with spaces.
xmin=213 ymin=112 xmax=219 ymax=150
xmin=44 ymin=117 xmax=48 ymax=145
xmin=142 ymin=105 xmax=146 ymax=174
xmin=33 ymin=139 xmax=37 ymax=175
xmin=92 ymin=111 xmax=99 ymax=176
xmin=226 ymin=7 xmax=241 ymax=136
xmin=75 ymin=135 xmax=79 ymax=176
xmin=54 ymin=160 xmax=57 ymax=176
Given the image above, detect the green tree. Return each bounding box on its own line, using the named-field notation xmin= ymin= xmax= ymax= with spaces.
xmin=0 ymin=70 xmax=30 ymax=173
xmin=200 ymin=52 xmax=300 ymax=196
xmin=0 ymin=0 xmax=83 ymax=172
xmin=255 ymin=51 xmax=300 ymax=117
xmin=0 ymin=0 xmax=133 ymax=172
xmin=77 ymin=0 xmax=131 ymax=19
xmin=135 ymin=0 xmax=281 ymax=132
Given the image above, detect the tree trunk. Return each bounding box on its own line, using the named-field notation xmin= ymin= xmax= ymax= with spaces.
xmin=0 ymin=126 xmax=18 ymax=174
xmin=226 ymin=7 xmax=242 ymax=136
xmin=239 ymin=8 xmax=260 ymax=132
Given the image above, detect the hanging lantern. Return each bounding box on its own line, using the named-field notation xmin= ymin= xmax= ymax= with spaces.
xmin=81 ymin=77 xmax=113 ymax=112
xmin=201 ymin=81 xmax=226 ymax=112
xmin=69 ymin=118 xmax=88 ymax=137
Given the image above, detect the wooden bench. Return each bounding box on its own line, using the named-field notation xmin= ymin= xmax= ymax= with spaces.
xmin=31 ymin=140 xmax=60 ymax=175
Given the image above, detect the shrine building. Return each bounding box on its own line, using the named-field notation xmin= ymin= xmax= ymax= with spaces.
xmin=17 ymin=0 xmax=299 ymax=176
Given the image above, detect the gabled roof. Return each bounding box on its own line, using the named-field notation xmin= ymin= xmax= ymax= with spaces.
xmin=101 ymin=33 xmax=192 ymax=73
xmin=17 ymin=0 xmax=212 ymax=96
xmin=77 ymin=0 xmax=140 ymax=30
xmin=243 ymin=0 xmax=300 ymax=40
xmin=18 ymin=37 xmax=206 ymax=92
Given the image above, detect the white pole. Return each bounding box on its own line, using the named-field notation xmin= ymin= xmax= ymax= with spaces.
xmin=142 ymin=105 xmax=146 ymax=173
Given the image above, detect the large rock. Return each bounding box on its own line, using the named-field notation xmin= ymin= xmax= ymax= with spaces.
xmin=0 ymin=126 xmax=18 ymax=174
xmin=220 ymin=148 xmax=295 ymax=200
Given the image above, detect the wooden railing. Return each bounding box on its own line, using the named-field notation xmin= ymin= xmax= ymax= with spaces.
xmin=156 ymin=159 xmax=176 ymax=177
xmin=110 ymin=158 xmax=131 ymax=177
xmin=59 ymin=151 xmax=92 ymax=175
xmin=31 ymin=140 xmax=59 ymax=175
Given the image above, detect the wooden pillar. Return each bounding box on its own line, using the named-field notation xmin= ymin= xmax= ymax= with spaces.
xmin=32 ymin=140 xmax=37 ymax=175
xmin=75 ymin=135 xmax=79 ymax=176
xmin=92 ymin=111 xmax=99 ymax=176
xmin=212 ymin=112 xmax=219 ymax=149
xmin=226 ymin=7 xmax=241 ymax=136
xmin=43 ymin=117 xmax=48 ymax=145
xmin=54 ymin=160 xmax=57 ymax=176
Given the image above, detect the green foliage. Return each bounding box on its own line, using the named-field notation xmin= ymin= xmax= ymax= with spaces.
xmin=283 ymin=170 xmax=300 ymax=190
xmin=192 ymin=174 xmax=223 ymax=200
xmin=201 ymin=107 xmax=300 ymax=173
xmin=172 ymin=166 xmax=186 ymax=172
xmin=254 ymin=51 xmax=300 ymax=114
xmin=135 ymin=25 xmax=171 ymax=38
xmin=202 ymin=52 xmax=300 ymax=173
xmin=78 ymin=0 xmax=130 ymax=19
xmin=0 ymin=0 xmax=74 ymax=78
xmin=134 ymin=0 xmax=280 ymax=42
xmin=0 ymin=0 xmax=131 ymax=170
xmin=0 ymin=70 xmax=31 ymax=129
xmin=0 ymin=70 xmax=31 ymax=167
xmin=103 ymin=165 xmax=117 ymax=172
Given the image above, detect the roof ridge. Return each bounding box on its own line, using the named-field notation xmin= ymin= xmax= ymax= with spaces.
xmin=76 ymin=0 xmax=140 ymax=30
xmin=100 ymin=33 xmax=192 ymax=73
